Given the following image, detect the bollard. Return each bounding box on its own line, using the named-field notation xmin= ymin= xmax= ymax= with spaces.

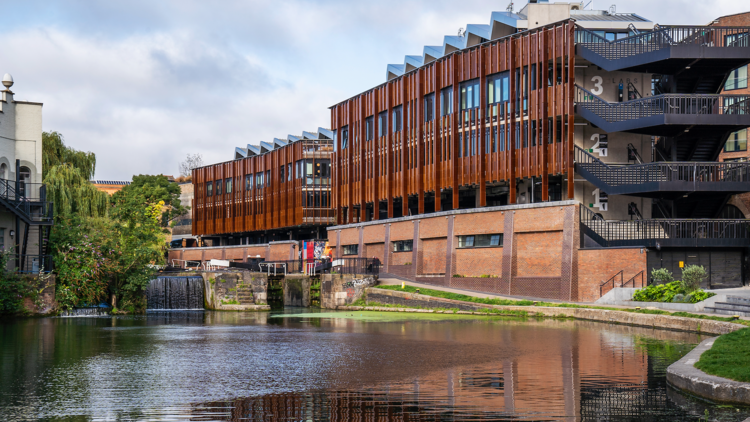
xmin=402 ymin=282 xmax=405 ymax=289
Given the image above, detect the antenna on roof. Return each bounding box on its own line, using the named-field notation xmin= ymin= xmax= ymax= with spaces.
xmin=584 ymin=0 xmax=593 ymax=9
xmin=506 ymin=1 xmax=514 ymax=12
xmin=608 ymin=4 xmax=616 ymax=14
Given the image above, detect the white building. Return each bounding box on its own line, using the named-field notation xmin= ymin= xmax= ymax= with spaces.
xmin=0 ymin=74 xmax=51 ymax=272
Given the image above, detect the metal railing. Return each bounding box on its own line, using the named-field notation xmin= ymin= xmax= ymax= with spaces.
xmin=623 ymin=271 xmax=645 ymax=289
xmin=576 ymin=25 xmax=750 ymax=61
xmin=600 ymin=270 xmax=623 ymax=297
xmin=15 ymin=254 xmax=53 ymax=274
xmin=580 ymin=205 xmax=750 ymax=247
xmin=575 ymin=85 xmax=750 ymax=123
xmin=575 ymin=146 xmax=750 ymax=187
xmin=0 ymin=179 xmax=54 ymax=223
xmin=260 ymin=258 xmax=380 ymax=276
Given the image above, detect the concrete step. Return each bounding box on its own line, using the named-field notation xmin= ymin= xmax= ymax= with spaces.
xmin=704 ymin=307 xmax=750 ymax=317
xmin=710 ymin=302 xmax=750 ymax=312
xmin=726 ymin=295 xmax=750 ymax=306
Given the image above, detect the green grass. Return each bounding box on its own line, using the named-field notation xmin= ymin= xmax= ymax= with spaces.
xmin=373 ymin=285 xmax=750 ymax=327
xmin=695 ymin=328 xmax=750 ymax=382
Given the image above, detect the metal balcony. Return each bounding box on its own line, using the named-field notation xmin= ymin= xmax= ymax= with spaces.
xmin=575 ymin=86 xmax=750 ymax=135
xmin=575 ymin=146 xmax=750 ymax=196
xmin=580 ymin=206 xmax=750 ymax=248
xmin=575 ymin=25 xmax=750 ymax=80
xmin=0 ymin=179 xmax=54 ymax=225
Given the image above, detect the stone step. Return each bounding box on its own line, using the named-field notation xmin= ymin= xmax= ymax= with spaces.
xmin=726 ymin=295 xmax=750 ymax=306
xmin=710 ymin=302 xmax=750 ymax=312
xmin=704 ymin=307 xmax=750 ymax=317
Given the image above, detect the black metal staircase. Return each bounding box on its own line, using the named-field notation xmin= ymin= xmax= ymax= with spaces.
xmin=575 ymin=85 xmax=750 ymax=135
xmin=580 ymin=206 xmax=750 ymax=248
xmin=575 ymin=146 xmax=750 ymax=196
xmin=576 ymin=25 xmax=750 ymax=94
xmin=0 ymin=178 xmax=54 ymax=273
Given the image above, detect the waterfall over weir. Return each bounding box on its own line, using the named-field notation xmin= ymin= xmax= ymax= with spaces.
xmin=146 ymin=276 xmax=205 ymax=310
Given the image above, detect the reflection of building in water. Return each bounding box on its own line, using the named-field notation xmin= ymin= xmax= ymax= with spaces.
xmin=194 ymin=321 xmax=699 ymax=420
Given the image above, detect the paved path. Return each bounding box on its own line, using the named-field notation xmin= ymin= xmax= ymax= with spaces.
xmin=708 ymin=285 xmax=750 ymax=298
xmin=377 ymin=277 xmax=750 ymax=321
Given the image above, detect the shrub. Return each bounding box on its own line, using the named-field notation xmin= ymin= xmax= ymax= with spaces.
xmin=651 ymin=268 xmax=674 ymax=285
xmin=681 ymin=265 xmax=707 ymax=293
xmin=633 ymin=280 xmax=715 ymax=303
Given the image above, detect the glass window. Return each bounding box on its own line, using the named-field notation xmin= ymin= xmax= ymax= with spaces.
xmin=725 ymin=129 xmax=748 ymax=152
xmin=725 ymin=65 xmax=748 ymax=91
xmin=343 ymin=244 xmax=359 ymax=256
xmin=245 ymin=174 xmax=251 ymax=191
xmin=215 ymin=179 xmax=223 ymax=195
xmin=460 ymin=79 xmax=480 ymax=111
xmin=341 ymin=127 xmax=349 ymax=149
xmin=392 ymin=240 xmax=413 ymax=252
xmin=287 ymin=164 xmax=292 ymax=182
xmin=225 ymin=178 xmax=232 ymax=194
xmin=440 ymin=87 xmax=453 ymax=116
xmin=726 ymin=33 xmax=749 ymax=48
xmin=366 ymin=116 xmax=374 ymax=141
xmin=393 ymin=106 xmax=403 ymax=132
xmin=265 ymin=170 xmax=271 ymax=187
xmin=279 ymin=165 xmax=285 ymax=181
xmin=206 ymin=181 xmax=213 ymax=197
xmin=424 ymin=93 xmax=435 ymax=122
xmin=378 ymin=111 xmax=388 ymax=134
xmin=458 ymin=234 xmax=503 ymax=248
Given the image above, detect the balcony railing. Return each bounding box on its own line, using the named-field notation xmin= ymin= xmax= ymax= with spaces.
xmin=14 ymin=254 xmax=53 ymax=274
xmin=0 ymin=179 xmax=54 ymax=224
xmin=580 ymin=205 xmax=750 ymax=248
xmin=575 ymin=146 xmax=750 ymax=193
xmin=576 ymin=85 xmax=750 ymax=124
xmin=576 ymin=25 xmax=750 ymax=61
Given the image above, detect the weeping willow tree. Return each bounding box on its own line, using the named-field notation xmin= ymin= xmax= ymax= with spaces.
xmin=42 ymin=131 xmax=108 ymax=218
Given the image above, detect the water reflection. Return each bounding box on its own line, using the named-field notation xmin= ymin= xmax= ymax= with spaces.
xmin=0 ymin=311 xmax=747 ymax=421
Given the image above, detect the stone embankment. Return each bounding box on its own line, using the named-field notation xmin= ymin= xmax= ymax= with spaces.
xmin=338 ymin=288 xmax=746 ymax=335
xmin=668 ymin=338 xmax=750 ymax=405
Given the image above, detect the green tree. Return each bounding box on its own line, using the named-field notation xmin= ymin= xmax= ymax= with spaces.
xmin=111 ymin=174 xmax=186 ymax=227
xmin=42 ymin=131 xmax=108 ymax=218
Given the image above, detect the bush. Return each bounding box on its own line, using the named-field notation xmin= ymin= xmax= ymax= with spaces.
xmin=651 ymin=268 xmax=674 ymax=285
xmin=633 ymin=280 xmax=716 ymax=304
xmin=681 ymin=265 xmax=707 ymax=293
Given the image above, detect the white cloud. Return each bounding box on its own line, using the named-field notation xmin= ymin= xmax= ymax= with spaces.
xmin=0 ymin=0 xmax=747 ymax=179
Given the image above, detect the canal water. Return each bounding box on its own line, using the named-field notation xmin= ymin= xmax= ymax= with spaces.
xmin=1 ymin=310 xmax=748 ymax=421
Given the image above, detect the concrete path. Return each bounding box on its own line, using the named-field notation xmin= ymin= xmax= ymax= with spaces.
xmin=707 ymin=285 xmax=750 ymax=298
xmin=377 ymin=277 xmax=750 ymax=321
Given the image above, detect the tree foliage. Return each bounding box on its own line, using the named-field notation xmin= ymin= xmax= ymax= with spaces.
xmin=42 ymin=131 xmax=108 ymax=219
xmin=42 ymin=131 xmax=97 ymax=180
xmin=112 ymin=175 xmax=186 ymax=226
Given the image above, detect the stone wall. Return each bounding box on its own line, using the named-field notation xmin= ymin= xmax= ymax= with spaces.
xmin=320 ymin=274 xmax=377 ymax=309
xmin=189 ymin=271 xmax=268 ymax=310
xmin=283 ymin=275 xmax=311 ymax=307
xmin=21 ymin=274 xmax=56 ymax=315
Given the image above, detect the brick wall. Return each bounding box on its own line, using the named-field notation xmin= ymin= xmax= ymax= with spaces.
xmin=578 ymin=248 xmax=647 ymax=302
xmin=455 ymin=248 xmax=503 ymax=277
xmin=515 ymin=232 xmax=562 ymax=277
xmin=421 ymin=238 xmax=447 ymax=274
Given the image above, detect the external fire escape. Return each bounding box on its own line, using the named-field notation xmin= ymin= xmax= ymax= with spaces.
xmin=0 ymin=163 xmax=54 ymax=272
xmin=574 ymin=24 xmax=750 ymax=247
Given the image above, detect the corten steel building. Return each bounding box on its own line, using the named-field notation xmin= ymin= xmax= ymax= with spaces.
xmin=192 ymin=129 xmax=334 ymax=245
xmin=326 ymin=1 xmax=750 ymax=300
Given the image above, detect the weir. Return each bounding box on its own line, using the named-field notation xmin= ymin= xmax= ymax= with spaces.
xmin=146 ymin=276 xmax=204 ymax=310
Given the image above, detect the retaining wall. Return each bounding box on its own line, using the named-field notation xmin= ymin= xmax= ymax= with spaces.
xmin=352 ymin=288 xmax=746 ymax=335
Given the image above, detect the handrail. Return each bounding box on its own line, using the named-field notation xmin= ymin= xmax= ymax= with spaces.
xmin=575 ymin=146 xmax=750 ymax=188
xmin=580 ymin=205 xmax=750 ymax=247
xmin=576 ymin=25 xmax=750 ymax=60
xmin=622 ymin=271 xmax=645 ymax=289
xmin=0 ymin=179 xmax=54 ymax=224
xmin=575 ymin=85 xmax=750 ymax=123
xmin=600 ymin=270 xmax=624 ymax=297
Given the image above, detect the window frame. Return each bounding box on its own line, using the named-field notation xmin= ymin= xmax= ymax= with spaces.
xmin=342 ymin=244 xmax=359 ymax=256
xmin=392 ymin=239 xmax=414 ymax=253
xmin=457 ymin=234 xmax=503 ymax=249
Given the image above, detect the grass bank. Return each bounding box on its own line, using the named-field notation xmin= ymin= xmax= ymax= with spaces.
xmin=373 ymin=285 xmax=750 ymax=327
xmin=695 ymin=328 xmax=750 ymax=382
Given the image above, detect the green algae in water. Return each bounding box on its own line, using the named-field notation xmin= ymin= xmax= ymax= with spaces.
xmin=272 ymin=310 xmax=526 ymax=322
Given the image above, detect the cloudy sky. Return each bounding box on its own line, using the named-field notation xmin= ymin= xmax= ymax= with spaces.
xmin=1 ymin=0 xmax=747 ymax=180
